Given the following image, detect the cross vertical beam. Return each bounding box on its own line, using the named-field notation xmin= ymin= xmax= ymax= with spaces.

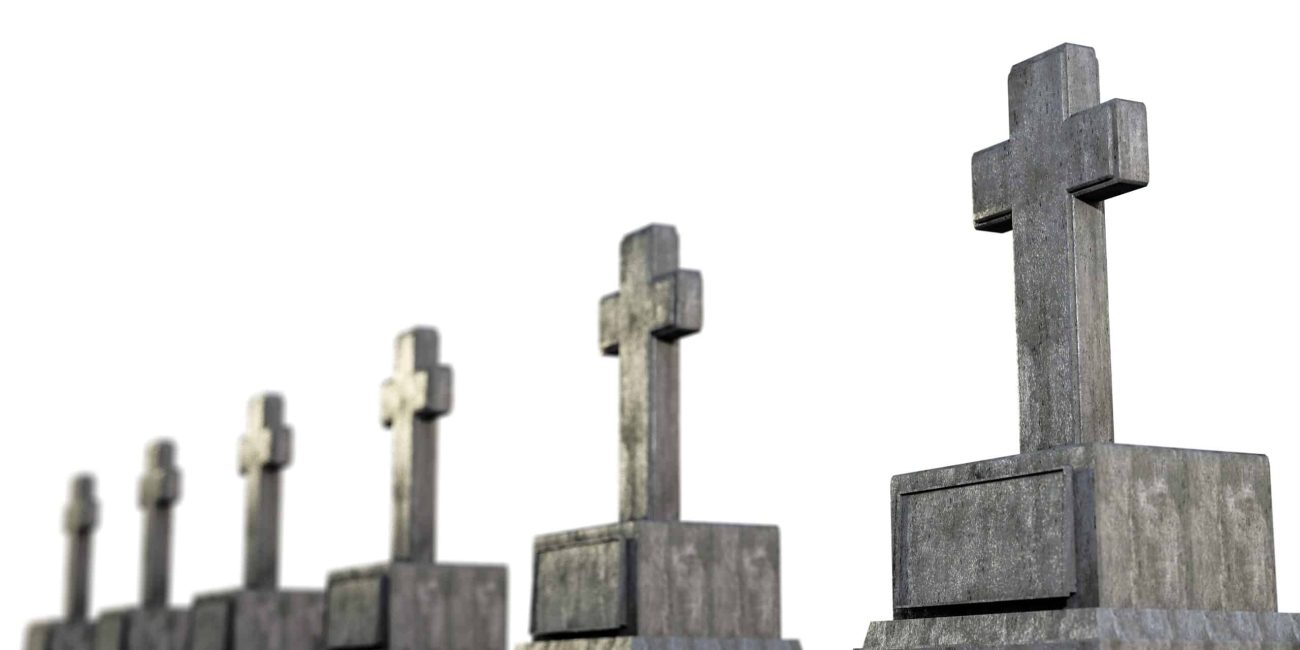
xmin=138 ymin=440 xmax=181 ymax=609
xmin=599 ymin=224 xmax=702 ymax=522
xmin=239 ymin=393 xmax=293 ymax=590
xmin=971 ymin=44 xmax=1148 ymax=453
xmin=380 ymin=327 xmax=452 ymax=563
xmin=63 ymin=475 xmax=98 ymax=622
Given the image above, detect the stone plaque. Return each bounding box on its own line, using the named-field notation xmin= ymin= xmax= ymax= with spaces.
xmin=326 ymin=574 xmax=387 ymax=648
xmin=895 ymin=468 xmax=1075 ymax=610
xmin=532 ymin=540 xmax=626 ymax=636
xmin=189 ymin=599 xmax=232 ymax=650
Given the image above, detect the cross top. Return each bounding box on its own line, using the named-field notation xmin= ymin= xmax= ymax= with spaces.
xmin=971 ymin=44 xmax=1149 ymax=453
xmin=139 ymin=440 xmax=181 ymax=509
xmin=381 ymin=327 xmax=452 ymax=563
xmin=239 ymin=393 xmax=292 ymax=475
xmin=64 ymin=474 xmax=98 ymax=536
xmin=599 ymin=224 xmax=702 ymax=522
xmin=381 ymin=328 xmax=453 ymax=428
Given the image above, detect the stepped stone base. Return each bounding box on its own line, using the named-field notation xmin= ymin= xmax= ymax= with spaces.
xmin=190 ymin=589 xmax=323 ymax=650
xmin=324 ymin=561 xmax=507 ymax=650
xmin=520 ymin=637 xmax=801 ymax=650
xmin=92 ymin=608 xmax=189 ymax=650
xmin=25 ymin=620 xmax=93 ymax=650
xmin=862 ymin=608 xmax=1300 ymax=649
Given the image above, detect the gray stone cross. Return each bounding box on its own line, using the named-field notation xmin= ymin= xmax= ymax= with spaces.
xmin=599 ymin=224 xmax=702 ymax=522
xmin=971 ymin=43 xmax=1148 ymax=453
xmin=380 ymin=327 xmax=452 ymax=563
xmin=62 ymin=475 xmax=98 ymax=623
xmin=238 ymin=393 xmax=292 ymax=591
xmin=138 ymin=440 xmax=181 ymax=609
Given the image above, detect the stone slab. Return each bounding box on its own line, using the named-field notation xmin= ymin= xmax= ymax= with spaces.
xmin=891 ymin=444 xmax=1276 ymax=617
xmin=189 ymin=589 xmax=324 ymax=650
xmin=520 ymin=638 xmax=801 ymax=650
xmin=530 ymin=521 xmax=782 ymax=639
xmin=896 ymin=468 xmax=1075 ymax=609
xmin=26 ymin=621 xmax=94 ymax=650
xmin=861 ymin=608 xmax=1300 ymax=649
xmin=93 ymin=608 xmax=189 ymax=650
xmin=324 ymin=561 xmax=506 ymax=650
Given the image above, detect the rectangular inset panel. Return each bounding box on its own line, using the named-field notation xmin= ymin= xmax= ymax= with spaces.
xmin=189 ymin=598 xmax=232 ymax=650
xmin=326 ymin=574 xmax=387 ymax=649
xmin=531 ymin=539 xmax=626 ymax=637
xmin=896 ymin=468 xmax=1075 ymax=609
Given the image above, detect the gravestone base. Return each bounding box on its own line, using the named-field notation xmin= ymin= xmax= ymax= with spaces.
xmin=324 ymin=561 xmax=507 ymax=650
xmin=25 ymin=620 xmax=93 ymax=650
xmin=891 ymin=443 xmax=1276 ymax=617
xmin=862 ymin=608 xmax=1300 ymax=649
xmin=189 ymin=589 xmax=324 ymax=650
xmin=520 ymin=637 xmax=801 ymax=650
xmin=93 ymin=608 xmax=189 ymax=650
xmin=531 ymin=521 xmax=787 ymax=640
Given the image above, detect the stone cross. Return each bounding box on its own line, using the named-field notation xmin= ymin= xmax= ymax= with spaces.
xmin=380 ymin=327 xmax=452 ymax=563
xmin=62 ymin=475 xmax=98 ymax=622
xmin=138 ymin=440 xmax=181 ymax=609
xmin=238 ymin=393 xmax=293 ymax=591
xmin=971 ymin=43 xmax=1148 ymax=453
xmin=599 ymin=224 xmax=702 ymax=522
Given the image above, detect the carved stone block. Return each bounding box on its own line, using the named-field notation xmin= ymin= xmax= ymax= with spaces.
xmin=530 ymin=521 xmax=783 ymax=639
xmin=324 ymin=562 xmax=506 ymax=650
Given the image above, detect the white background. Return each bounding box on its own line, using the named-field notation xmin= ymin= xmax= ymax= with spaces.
xmin=2 ymin=2 xmax=1298 ymax=649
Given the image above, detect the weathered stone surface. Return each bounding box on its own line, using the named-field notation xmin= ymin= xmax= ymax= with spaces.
xmin=26 ymin=621 xmax=94 ymax=650
xmin=862 ymin=608 xmax=1300 ymax=649
xmin=524 ymin=225 xmax=796 ymax=650
xmin=521 ymin=638 xmax=801 ymax=650
xmin=895 ymin=468 xmax=1075 ymax=610
xmin=599 ymin=224 xmax=702 ymax=523
xmin=93 ymin=608 xmax=189 ymax=650
xmin=891 ymin=444 xmax=1275 ymax=617
xmin=189 ymin=590 xmax=323 ymax=650
xmin=324 ymin=561 xmax=507 ymax=650
xmin=237 ymin=394 xmax=293 ymax=592
xmin=971 ymin=43 xmax=1149 ymax=454
xmin=25 ymin=476 xmax=100 ymax=650
xmin=531 ymin=521 xmax=782 ymax=639
xmin=139 ymin=441 xmax=182 ymax=611
xmin=381 ymin=328 xmax=453 ymax=564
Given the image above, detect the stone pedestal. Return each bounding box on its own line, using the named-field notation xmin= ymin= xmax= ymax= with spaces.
xmin=25 ymin=621 xmax=93 ymax=650
xmin=860 ymin=443 xmax=1296 ymax=650
xmin=189 ymin=590 xmax=323 ymax=650
xmin=93 ymin=608 xmax=189 ymax=650
xmin=323 ymin=561 xmax=507 ymax=650
xmin=521 ymin=521 xmax=799 ymax=650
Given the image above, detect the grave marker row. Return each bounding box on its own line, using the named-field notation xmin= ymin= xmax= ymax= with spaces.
xmin=23 ymin=43 xmax=1300 ymax=650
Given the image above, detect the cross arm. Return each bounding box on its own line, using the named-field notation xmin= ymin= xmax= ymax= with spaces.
xmin=972 ymin=140 xmax=1012 ymax=233
xmin=1067 ymin=98 xmax=1149 ymax=202
xmin=651 ymin=269 xmax=703 ymax=340
xmin=139 ymin=470 xmax=181 ymax=507
xmin=599 ymin=292 xmax=620 ymax=355
xmin=139 ymin=442 xmax=181 ymax=507
xmin=418 ymin=365 xmax=453 ymax=419
xmin=63 ymin=475 xmax=98 ymax=534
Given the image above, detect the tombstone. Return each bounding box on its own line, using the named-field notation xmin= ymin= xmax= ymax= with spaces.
xmin=24 ymin=475 xmax=100 ymax=650
xmin=322 ymin=327 xmax=507 ymax=650
xmin=519 ymin=224 xmax=801 ymax=650
xmin=860 ymin=44 xmax=1300 ymax=649
xmin=187 ymin=394 xmax=324 ymax=650
xmin=95 ymin=440 xmax=190 ymax=650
